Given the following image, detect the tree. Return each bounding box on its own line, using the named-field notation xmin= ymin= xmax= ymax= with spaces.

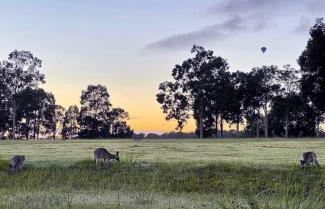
xmin=277 ymin=65 xmax=300 ymax=138
xmin=50 ymin=105 xmax=65 ymax=139
xmin=157 ymin=45 xmax=229 ymax=138
xmin=244 ymin=66 xmax=279 ymax=138
xmin=298 ymin=18 xmax=325 ymax=137
xmin=15 ymin=88 xmax=55 ymax=139
xmin=107 ymin=107 xmax=132 ymax=138
xmin=0 ymin=69 xmax=10 ymax=138
xmin=0 ymin=50 xmax=44 ymax=139
xmin=230 ymin=71 xmax=246 ymax=137
xmin=79 ymin=84 xmax=111 ymax=138
xmin=146 ymin=133 xmax=160 ymax=139
xmin=242 ymin=72 xmax=263 ymax=138
xmin=79 ymin=84 xmax=132 ymax=138
xmin=157 ymin=81 xmax=190 ymax=131
xmin=39 ymin=92 xmax=57 ymax=139
xmin=62 ymin=105 xmax=80 ymax=139
xmin=210 ymin=70 xmax=238 ymax=138
xmin=269 ymin=94 xmax=316 ymax=137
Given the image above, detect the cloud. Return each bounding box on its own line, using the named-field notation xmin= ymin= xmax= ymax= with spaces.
xmin=307 ymin=0 xmax=325 ymax=13
xmin=145 ymin=29 xmax=226 ymax=51
xmin=210 ymin=0 xmax=283 ymax=15
xmin=211 ymin=0 xmax=325 ymax=35
xmin=292 ymin=16 xmax=312 ymax=34
xmin=145 ymin=16 xmax=248 ymax=51
xmin=144 ymin=0 xmax=325 ymax=51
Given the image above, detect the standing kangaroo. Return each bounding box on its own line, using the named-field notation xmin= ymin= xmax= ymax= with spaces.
xmin=8 ymin=155 xmax=25 ymax=174
xmin=300 ymin=152 xmax=320 ymax=167
xmin=94 ymin=148 xmax=119 ymax=169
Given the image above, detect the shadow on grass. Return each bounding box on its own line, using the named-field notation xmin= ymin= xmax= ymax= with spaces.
xmin=0 ymin=159 xmax=323 ymax=196
xmin=0 ymin=159 xmax=324 ymax=209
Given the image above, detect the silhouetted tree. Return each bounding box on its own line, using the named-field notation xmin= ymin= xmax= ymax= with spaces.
xmin=40 ymin=93 xmax=57 ymax=139
xmin=210 ymin=70 xmax=238 ymax=138
xmin=107 ymin=107 xmax=132 ymax=138
xmin=50 ymin=105 xmax=65 ymax=139
xmin=132 ymin=133 xmax=145 ymax=140
xmin=298 ymin=18 xmax=325 ymax=137
xmin=157 ymin=81 xmax=190 ymax=131
xmin=244 ymin=66 xmax=279 ymax=138
xmin=160 ymin=132 xmax=196 ymax=139
xmin=269 ymin=94 xmax=316 ymax=137
xmin=0 ymin=50 xmax=44 ymax=139
xmin=277 ymin=65 xmax=300 ymax=138
xmin=230 ymin=71 xmax=246 ymax=137
xmin=157 ymin=45 xmax=229 ymax=138
xmin=146 ymin=133 xmax=160 ymax=139
xmin=242 ymin=72 xmax=263 ymax=138
xmin=79 ymin=84 xmax=111 ymax=138
xmin=79 ymin=84 xmax=132 ymax=138
xmin=62 ymin=105 xmax=80 ymax=139
xmin=15 ymin=88 xmax=55 ymax=139
xmin=0 ymin=72 xmax=10 ymax=139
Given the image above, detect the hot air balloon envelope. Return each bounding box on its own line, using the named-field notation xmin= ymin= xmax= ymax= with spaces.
xmin=261 ymin=47 xmax=267 ymax=53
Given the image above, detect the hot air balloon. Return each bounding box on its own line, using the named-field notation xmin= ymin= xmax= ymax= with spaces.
xmin=261 ymin=47 xmax=267 ymax=53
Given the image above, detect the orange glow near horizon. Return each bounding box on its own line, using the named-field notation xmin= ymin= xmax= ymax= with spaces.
xmin=43 ymin=82 xmax=197 ymax=133
xmin=45 ymin=81 xmax=243 ymax=133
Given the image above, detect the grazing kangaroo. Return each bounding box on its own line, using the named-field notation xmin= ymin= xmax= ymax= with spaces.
xmin=8 ymin=155 xmax=25 ymax=174
xmin=300 ymin=152 xmax=320 ymax=167
xmin=94 ymin=148 xmax=119 ymax=169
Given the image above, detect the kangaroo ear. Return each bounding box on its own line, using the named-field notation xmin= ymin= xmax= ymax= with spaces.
xmin=116 ymin=151 xmax=119 ymax=156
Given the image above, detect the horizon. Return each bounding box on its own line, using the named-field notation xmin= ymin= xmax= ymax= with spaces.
xmin=1 ymin=0 xmax=324 ymax=132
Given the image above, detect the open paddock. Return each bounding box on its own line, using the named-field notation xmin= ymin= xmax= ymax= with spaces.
xmin=0 ymin=138 xmax=324 ymax=209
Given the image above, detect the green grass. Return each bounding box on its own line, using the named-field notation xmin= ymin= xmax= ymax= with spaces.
xmin=0 ymin=138 xmax=324 ymax=209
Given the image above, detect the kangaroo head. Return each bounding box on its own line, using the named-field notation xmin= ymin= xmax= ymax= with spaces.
xmin=300 ymin=160 xmax=305 ymax=166
xmin=116 ymin=151 xmax=120 ymax=161
xmin=8 ymin=164 xmax=13 ymax=174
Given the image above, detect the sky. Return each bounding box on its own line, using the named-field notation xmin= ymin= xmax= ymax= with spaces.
xmin=0 ymin=0 xmax=324 ymax=133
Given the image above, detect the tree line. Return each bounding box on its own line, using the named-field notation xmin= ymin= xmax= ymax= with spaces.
xmin=157 ymin=18 xmax=325 ymax=138
xmin=0 ymin=52 xmax=132 ymax=139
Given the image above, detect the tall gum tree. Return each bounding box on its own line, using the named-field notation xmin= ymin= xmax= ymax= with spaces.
xmin=243 ymin=66 xmax=279 ymax=138
xmin=277 ymin=65 xmax=300 ymax=138
xmin=298 ymin=18 xmax=325 ymax=137
xmin=156 ymin=45 xmax=229 ymax=138
xmin=0 ymin=50 xmax=44 ymax=139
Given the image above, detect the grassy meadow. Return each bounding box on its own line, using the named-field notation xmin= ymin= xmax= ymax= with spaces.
xmin=0 ymin=138 xmax=324 ymax=209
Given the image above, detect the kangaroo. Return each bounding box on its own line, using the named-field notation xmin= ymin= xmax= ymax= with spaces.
xmin=300 ymin=152 xmax=320 ymax=167
xmin=94 ymin=148 xmax=119 ymax=169
xmin=8 ymin=155 xmax=25 ymax=174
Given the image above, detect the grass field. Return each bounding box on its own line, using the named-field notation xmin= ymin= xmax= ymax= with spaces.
xmin=0 ymin=138 xmax=324 ymax=209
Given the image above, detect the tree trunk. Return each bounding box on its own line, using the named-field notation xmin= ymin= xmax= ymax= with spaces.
xmin=215 ymin=114 xmax=218 ymax=139
xmin=284 ymin=101 xmax=289 ymax=139
xmin=25 ymin=118 xmax=30 ymax=139
xmin=264 ymin=107 xmax=268 ymax=138
xmin=236 ymin=114 xmax=240 ymax=138
xmin=37 ymin=122 xmax=40 ymax=139
xmin=11 ymin=99 xmax=17 ymax=140
xmin=220 ymin=114 xmax=223 ymax=139
xmin=53 ymin=116 xmax=56 ymax=140
xmin=33 ymin=119 xmax=36 ymax=139
xmin=285 ymin=112 xmax=288 ymax=139
xmin=256 ymin=121 xmax=259 ymax=138
xmin=316 ymin=116 xmax=320 ymax=138
xmin=199 ymin=108 xmax=203 ymax=139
